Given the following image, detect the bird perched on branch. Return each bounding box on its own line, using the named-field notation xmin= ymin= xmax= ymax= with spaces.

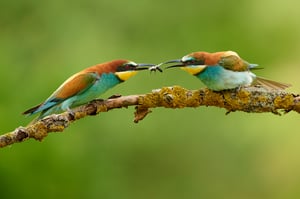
xmin=163 ymin=51 xmax=290 ymax=91
xmin=23 ymin=60 xmax=156 ymax=119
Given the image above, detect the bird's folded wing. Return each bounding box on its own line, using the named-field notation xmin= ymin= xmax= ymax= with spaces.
xmin=49 ymin=72 xmax=98 ymax=100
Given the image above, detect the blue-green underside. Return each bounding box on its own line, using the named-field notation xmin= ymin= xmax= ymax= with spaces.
xmin=196 ymin=66 xmax=256 ymax=91
xmin=34 ymin=73 xmax=122 ymax=118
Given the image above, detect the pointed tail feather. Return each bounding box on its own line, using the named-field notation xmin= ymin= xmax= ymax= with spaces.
xmin=23 ymin=106 xmax=53 ymax=126
xmin=255 ymin=77 xmax=291 ymax=90
xmin=22 ymin=104 xmax=43 ymax=115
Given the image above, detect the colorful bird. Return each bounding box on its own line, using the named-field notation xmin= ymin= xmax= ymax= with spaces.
xmin=163 ymin=51 xmax=290 ymax=91
xmin=23 ymin=59 xmax=155 ymax=119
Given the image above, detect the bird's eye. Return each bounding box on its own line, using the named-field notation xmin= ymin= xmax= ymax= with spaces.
xmin=117 ymin=62 xmax=137 ymax=72
xmin=182 ymin=57 xmax=204 ymax=65
xmin=184 ymin=60 xmax=196 ymax=65
xmin=124 ymin=64 xmax=131 ymax=70
xmin=125 ymin=63 xmax=136 ymax=70
xmin=182 ymin=56 xmax=197 ymax=65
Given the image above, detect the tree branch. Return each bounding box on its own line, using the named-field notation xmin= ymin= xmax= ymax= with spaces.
xmin=1 ymin=86 xmax=300 ymax=148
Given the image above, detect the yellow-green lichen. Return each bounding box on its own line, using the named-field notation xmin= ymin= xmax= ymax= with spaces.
xmin=0 ymin=133 xmax=14 ymax=147
xmin=274 ymin=94 xmax=294 ymax=110
xmin=186 ymin=90 xmax=201 ymax=107
xmin=29 ymin=122 xmax=48 ymax=141
xmin=96 ymin=104 xmax=108 ymax=114
xmin=139 ymin=93 xmax=159 ymax=108
xmin=74 ymin=111 xmax=87 ymax=119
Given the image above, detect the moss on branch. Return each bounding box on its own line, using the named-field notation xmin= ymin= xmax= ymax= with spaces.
xmin=1 ymin=86 xmax=300 ymax=148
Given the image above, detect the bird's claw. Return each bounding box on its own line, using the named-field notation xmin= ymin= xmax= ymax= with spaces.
xmin=67 ymin=108 xmax=76 ymax=120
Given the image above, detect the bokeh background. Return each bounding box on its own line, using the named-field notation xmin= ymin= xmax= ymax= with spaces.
xmin=1 ymin=0 xmax=300 ymax=198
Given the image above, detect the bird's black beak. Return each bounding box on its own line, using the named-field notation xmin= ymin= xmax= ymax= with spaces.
xmin=135 ymin=63 xmax=155 ymax=70
xmin=136 ymin=63 xmax=163 ymax=72
xmin=162 ymin=59 xmax=186 ymax=69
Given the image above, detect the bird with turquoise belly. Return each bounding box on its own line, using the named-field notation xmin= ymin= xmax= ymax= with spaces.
xmin=162 ymin=51 xmax=290 ymax=91
xmin=23 ymin=59 xmax=156 ymax=120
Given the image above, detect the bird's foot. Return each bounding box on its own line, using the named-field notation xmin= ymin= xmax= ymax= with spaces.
xmin=66 ymin=107 xmax=75 ymax=120
xmin=235 ymin=86 xmax=243 ymax=92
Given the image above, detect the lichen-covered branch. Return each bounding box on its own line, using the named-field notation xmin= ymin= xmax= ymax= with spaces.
xmin=1 ymin=86 xmax=300 ymax=148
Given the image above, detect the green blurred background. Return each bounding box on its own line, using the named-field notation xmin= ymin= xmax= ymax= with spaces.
xmin=1 ymin=0 xmax=300 ymax=198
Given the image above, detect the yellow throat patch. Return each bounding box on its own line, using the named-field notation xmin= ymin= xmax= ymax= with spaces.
xmin=180 ymin=65 xmax=206 ymax=75
xmin=115 ymin=71 xmax=138 ymax=81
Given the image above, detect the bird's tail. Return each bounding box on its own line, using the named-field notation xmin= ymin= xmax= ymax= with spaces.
xmin=22 ymin=104 xmax=41 ymax=126
xmin=22 ymin=103 xmax=42 ymax=115
xmin=255 ymin=77 xmax=291 ymax=90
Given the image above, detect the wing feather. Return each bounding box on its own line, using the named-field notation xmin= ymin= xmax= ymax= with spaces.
xmin=23 ymin=72 xmax=98 ymax=115
xmin=51 ymin=72 xmax=98 ymax=99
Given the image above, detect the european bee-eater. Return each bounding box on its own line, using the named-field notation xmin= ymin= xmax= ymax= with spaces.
xmin=164 ymin=51 xmax=290 ymax=91
xmin=23 ymin=60 xmax=155 ymax=119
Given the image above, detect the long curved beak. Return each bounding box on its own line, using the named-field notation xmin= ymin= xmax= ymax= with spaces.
xmin=162 ymin=59 xmax=186 ymax=69
xmin=249 ymin=63 xmax=260 ymax=69
xmin=135 ymin=63 xmax=156 ymax=70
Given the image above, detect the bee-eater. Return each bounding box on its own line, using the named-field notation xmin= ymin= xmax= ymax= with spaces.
xmin=163 ymin=51 xmax=290 ymax=91
xmin=23 ymin=59 xmax=155 ymax=119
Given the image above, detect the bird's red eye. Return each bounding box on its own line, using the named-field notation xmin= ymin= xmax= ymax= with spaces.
xmin=185 ymin=60 xmax=195 ymax=65
xmin=125 ymin=64 xmax=131 ymax=70
xmin=124 ymin=64 xmax=136 ymax=70
xmin=183 ymin=59 xmax=205 ymax=65
xmin=117 ymin=63 xmax=137 ymax=72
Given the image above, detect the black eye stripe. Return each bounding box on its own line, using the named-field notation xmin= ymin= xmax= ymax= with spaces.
xmin=124 ymin=63 xmax=136 ymax=69
xmin=116 ymin=63 xmax=137 ymax=72
xmin=183 ymin=60 xmax=205 ymax=65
